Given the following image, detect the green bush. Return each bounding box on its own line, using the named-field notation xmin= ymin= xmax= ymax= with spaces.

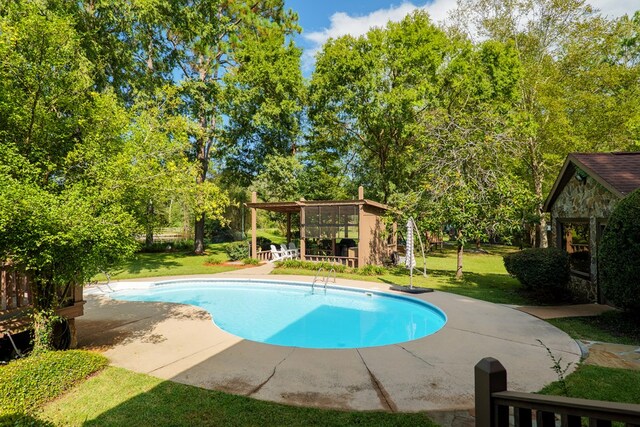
xmin=242 ymin=257 xmax=260 ymax=265
xmin=599 ymin=189 xmax=640 ymax=311
xmin=503 ymin=248 xmax=570 ymax=298
xmin=0 ymin=350 xmax=107 ymax=417
xmin=356 ymin=264 xmax=387 ymax=276
xmin=224 ymin=241 xmax=249 ymax=261
xmin=275 ymin=259 xmax=348 ymax=273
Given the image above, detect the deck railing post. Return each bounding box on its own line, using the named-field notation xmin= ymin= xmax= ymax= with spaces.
xmin=475 ymin=357 xmax=508 ymax=427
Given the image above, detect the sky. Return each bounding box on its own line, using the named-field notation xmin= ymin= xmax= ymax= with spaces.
xmin=285 ymin=0 xmax=639 ymax=72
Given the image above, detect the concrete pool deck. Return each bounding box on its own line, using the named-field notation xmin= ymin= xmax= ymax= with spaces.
xmin=80 ymin=266 xmax=582 ymax=421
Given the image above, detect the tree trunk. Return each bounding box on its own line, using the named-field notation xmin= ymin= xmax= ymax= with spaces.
xmin=193 ymin=109 xmax=210 ymax=254
xmin=194 ymin=213 xmax=206 ymax=254
xmin=145 ymin=199 xmax=154 ymax=247
xmin=533 ymin=161 xmax=548 ymax=248
xmin=456 ymin=233 xmax=464 ymax=280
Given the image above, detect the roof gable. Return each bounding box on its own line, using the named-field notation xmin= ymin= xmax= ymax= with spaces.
xmin=544 ymin=152 xmax=640 ymax=212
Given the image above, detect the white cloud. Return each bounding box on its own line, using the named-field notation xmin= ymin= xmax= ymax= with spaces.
xmin=300 ymin=0 xmax=639 ymax=71
xmin=590 ymin=0 xmax=638 ymax=19
xmin=304 ymin=1 xmax=455 ymax=47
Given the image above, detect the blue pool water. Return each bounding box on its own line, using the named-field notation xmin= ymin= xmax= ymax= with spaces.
xmin=110 ymin=280 xmax=447 ymax=349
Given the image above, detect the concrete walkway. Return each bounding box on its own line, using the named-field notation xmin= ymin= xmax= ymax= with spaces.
xmin=80 ymin=267 xmax=582 ymax=423
xmin=516 ymin=303 xmax=616 ymax=320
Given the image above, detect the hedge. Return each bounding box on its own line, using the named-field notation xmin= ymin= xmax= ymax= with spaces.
xmin=599 ymin=188 xmax=640 ymax=311
xmin=503 ymin=247 xmax=570 ymax=298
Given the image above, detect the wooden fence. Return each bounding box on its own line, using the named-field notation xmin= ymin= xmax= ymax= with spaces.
xmin=475 ymin=357 xmax=640 ymax=427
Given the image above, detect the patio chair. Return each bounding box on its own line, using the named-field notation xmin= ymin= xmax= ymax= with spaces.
xmin=270 ymin=245 xmax=289 ymax=262
xmin=287 ymin=242 xmax=300 ymax=258
xmin=280 ymin=244 xmax=295 ymax=259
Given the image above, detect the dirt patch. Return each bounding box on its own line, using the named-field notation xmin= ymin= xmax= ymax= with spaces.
xmin=280 ymin=391 xmax=353 ymax=410
xmin=583 ymin=342 xmax=640 ymax=370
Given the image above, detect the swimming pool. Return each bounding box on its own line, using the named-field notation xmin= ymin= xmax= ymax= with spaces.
xmin=110 ymin=280 xmax=447 ymax=349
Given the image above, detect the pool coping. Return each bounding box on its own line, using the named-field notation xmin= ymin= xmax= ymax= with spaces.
xmin=79 ymin=272 xmax=582 ymax=416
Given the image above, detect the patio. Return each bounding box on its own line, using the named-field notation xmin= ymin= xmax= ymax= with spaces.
xmin=80 ymin=267 xmax=582 ymax=418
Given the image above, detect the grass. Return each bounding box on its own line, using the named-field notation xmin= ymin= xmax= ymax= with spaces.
xmin=274 ymin=244 xmax=529 ymax=305
xmin=539 ymin=364 xmax=640 ymax=403
xmin=40 ymin=366 xmax=437 ymax=427
xmin=548 ymin=311 xmax=640 ymax=346
xmin=95 ymin=242 xmax=237 ymax=281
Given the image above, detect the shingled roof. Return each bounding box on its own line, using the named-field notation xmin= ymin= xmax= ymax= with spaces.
xmin=544 ymin=152 xmax=640 ymax=211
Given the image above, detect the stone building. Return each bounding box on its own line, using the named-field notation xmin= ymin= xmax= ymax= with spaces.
xmin=544 ymin=152 xmax=640 ymax=302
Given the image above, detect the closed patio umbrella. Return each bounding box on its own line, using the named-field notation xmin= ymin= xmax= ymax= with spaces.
xmin=406 ymin=218 xmax=416 ymax=288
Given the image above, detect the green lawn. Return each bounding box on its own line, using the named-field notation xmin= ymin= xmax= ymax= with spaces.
xmin=96 ymin=243 xmax=237 ymax=281
xmin=275 ymin=244 xmax=529 ymax=305
xmin=548 ymin=311 xmax=640 ymax=346
xmin=540 ymin=364 xmax=640 ymax=403
xmin=40 ymin=366 xmax=436 ymax=427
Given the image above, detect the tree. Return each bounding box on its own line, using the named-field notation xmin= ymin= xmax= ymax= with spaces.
xmin=422 ymin=40 xmax=531 ymax=278
xmin=451 ymin=0 xmax=600 ymax=247
xmin=127 ymin=1 xmax=300 ymax=254
xmin=308 ymin=11 xmax=451 ymax=203
xmin=0 ymin=1 xmax=209 ymax=351
xmin=221 ymin=29 xmax=305 ymax=186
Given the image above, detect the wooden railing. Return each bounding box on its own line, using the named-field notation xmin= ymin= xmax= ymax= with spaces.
xmin=255 ymin=250 xmax=272 ymax=262
xmin=1 ymin=264 xmax=32 ymax=313
xmin=1 ymin=263 xmax=85 ymax=335
xmin=475 ymin=357 xmax=640 ymax=427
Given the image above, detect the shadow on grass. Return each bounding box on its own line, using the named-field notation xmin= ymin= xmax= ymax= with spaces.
xmin=111 ymin=251 xmax=187 ymax=275
xmin=382 ymin=268 xmax=529 ymax=305
xmin=76 ymin=373 xmax=436 ymax=427
xmin=436 ymin=272 xmax=529 ymax=305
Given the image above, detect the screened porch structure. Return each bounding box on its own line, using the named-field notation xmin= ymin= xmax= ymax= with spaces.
xmin=246 ymin=187 xmax=397 ymax=268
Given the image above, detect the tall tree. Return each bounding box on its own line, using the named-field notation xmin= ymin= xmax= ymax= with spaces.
xmin=136 ymin=1 xmax=300 ymax=254
xmin=308 ymin=11 xmax=451 ymax=203
xmin=422 ymin=39 xmax=529 ymax=278
xmin=0 ymin=1 xmax=208 ymax=350
xmin=452 ymin=0 xmax=598 ymax=247
xmin=221 ymin=29 xmax=305 ymax=186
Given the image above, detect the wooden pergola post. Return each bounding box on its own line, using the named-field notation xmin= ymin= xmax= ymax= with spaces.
xmin=251 ymin=191 xmax=257 ymax=259
xmin=300 ymin=204 xmax=306 ymax=261
xmin=286 ymin=212 xmax=291 ymax=244
xmin=357 ymin=186 xmax=365 ymax=267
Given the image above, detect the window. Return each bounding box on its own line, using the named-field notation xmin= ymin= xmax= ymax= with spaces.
xmin=560 ymin=222 xmax=590 ymax=275
xmin=305 ymin=205 xmax=359 ymax=239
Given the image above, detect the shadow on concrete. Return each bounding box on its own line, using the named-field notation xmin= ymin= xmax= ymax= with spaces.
xmin=77 ymin=298 xmax=210 ymax=351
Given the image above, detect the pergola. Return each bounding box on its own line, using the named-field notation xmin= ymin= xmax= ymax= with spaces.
xmin=246 ymin=186 xmax=397 ymax=267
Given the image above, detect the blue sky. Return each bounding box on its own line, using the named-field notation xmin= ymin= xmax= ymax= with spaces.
xmin=285 ymin=0 xmax=637 ymax=72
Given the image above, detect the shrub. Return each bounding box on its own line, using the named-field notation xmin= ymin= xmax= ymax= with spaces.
xmin=275 ymin=259 xmax=348 ymax=273
xmin=242 ymin=257 xmax=260 ymax=265
xmin=599 ymin=189 xmax=640 ymax=311
xmin=138 ymin=239 xmax=193 ymax=253
xmin=503 ymin=248 xmax=570 ymax=298
xmin=224 ymin=241 xmax=249 ymax=261
xmin=356 ymin=264 xmax=386 ymax=276
xmin=0 ymin=350 xmax=107 ymax=416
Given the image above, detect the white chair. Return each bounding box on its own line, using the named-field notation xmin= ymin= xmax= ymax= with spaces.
xmin=270 ymin=245 xmax=288 ymax=262
xmin=280 ymin=244 xmax=294 ymax=259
